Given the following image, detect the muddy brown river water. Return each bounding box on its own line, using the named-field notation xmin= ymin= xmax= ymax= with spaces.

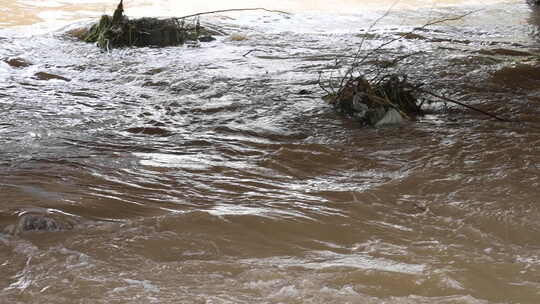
xmin=1 ymin=0 xmax=540 ymax=303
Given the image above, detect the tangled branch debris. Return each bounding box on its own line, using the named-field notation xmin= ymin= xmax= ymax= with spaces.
xmin=321 ymin=10 xmax=516 ymax=126
xmin=324 ymin=75 xmax=423 ymax=126
xmin=83 ymin=0 xmax=216 ymax=49
xmin=82 ymin=1 xmax=289 ymax=50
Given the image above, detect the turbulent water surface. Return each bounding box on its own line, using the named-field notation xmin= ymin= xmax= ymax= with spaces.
xmin=1 ymin=0 xmax=540 ymax=303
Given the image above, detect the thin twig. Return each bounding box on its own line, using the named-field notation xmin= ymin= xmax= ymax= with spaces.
xmin=368 ymin=51 xmax=423 ymax=82
xmin=333 ymin=10 xmax=479 ymax=92
xmin=338 ymin=0 xmax=400 ymax=89
xmin=356 ymin=11 xmax=479 ymax=68
xmin=412 ymin=86 xmax=517 ymax=122
xmin=287 ymin=1 xmax=396 ymax=93
xmin=176 ymin=8 xmax=290 ymax=20
xmin=243 ymin=49 xmax=262 ymax=57
xmin=322 ymin=10 xmax=479 ymax=102
xmin=318 ymin=71 xmax=330 ymax=94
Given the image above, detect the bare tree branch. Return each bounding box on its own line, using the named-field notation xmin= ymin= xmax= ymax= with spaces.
xmin=411 ymin=86 xmax=517 ymax=122
xmin=176 ymin=8 xmax=290 ymax=20
xmin=350 ymin=10 xmax=479 ymax=79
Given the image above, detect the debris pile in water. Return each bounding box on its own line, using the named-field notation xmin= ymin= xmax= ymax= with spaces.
xmin=83 ymin=0 xmax=216 ymax=49
xmin=319 ymin=11 xmax=517 ymax=126
xmin=324 ymin=74 xmax=424 ymax=126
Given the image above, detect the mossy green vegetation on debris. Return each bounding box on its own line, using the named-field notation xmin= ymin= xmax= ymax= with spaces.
xmin=83 ymin=0 xmax=216 ymax=50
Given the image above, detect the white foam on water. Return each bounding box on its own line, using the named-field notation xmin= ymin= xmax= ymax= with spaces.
xmin=121 ymin=0 xmax=521 ymax=16
xmin=123 ymin=278 xmax=161 ymax=293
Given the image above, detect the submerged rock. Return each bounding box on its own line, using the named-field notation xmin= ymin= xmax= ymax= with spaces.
xmin=15 ymin=214 xmax=74 ymax=233
xmin=2 ymin=57 xmax=32 ymax=68
xmin=198 ymin=35 xmax=216 ymax=43
xmin=33 ymin=72 xmax=71 ymax=82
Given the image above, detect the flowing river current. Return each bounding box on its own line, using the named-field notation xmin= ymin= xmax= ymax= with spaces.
xmin=1 ymin=0 xmax=540 ymax=303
